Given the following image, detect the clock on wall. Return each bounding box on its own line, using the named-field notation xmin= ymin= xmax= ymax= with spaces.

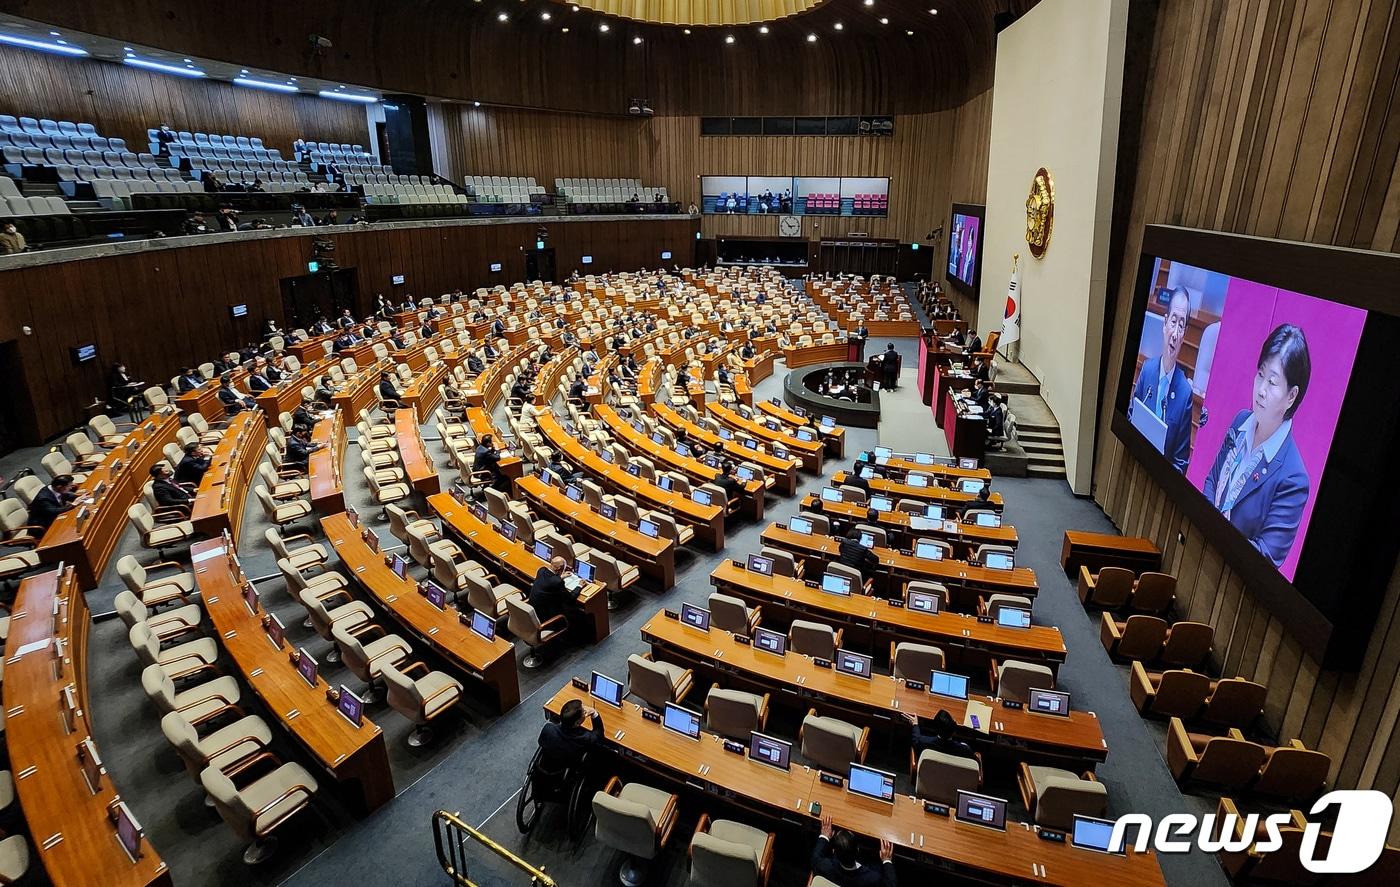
xmin=778 ymin=215 xmax=802 ymax=237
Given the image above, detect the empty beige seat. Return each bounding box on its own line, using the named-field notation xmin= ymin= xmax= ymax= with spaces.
xmin=759 ymin=546 xmax=801 ymax=578
xmin=386 ymin=504 xmax=435 ymax=547
xmin=201 ymin=760 xmax=319 ymax=864
xmin=1017 ymin=763 xmax=1108 ymax=830
xmin=627 ymin=654 xmax=693 ymax=710
xmin=114 ymin=589 xmax=201 ymax=642
xmin=708 ymin=591 xmax=760 ymax=636
xmin=980 ymin=593 xmax=1032 ymax=620
xmin=141 ymin=664 xmax=243 ymax=727
xmin=266 ymin=529 xmax=330 ymax=574
xmin=116 ymin=554 xmax=195 ymax=608
xmin=381 ymin=660 xmax=463 ymax=747
xmin=162 ymin=709 xmax=273 ymax=784
xmin=505 ymin=597 xmax=566 ymax=669
xmin=689 ymin=814 xmax=775 ymax=887
xmin=799 ymin=709 xmax=868 ymax=774
xmin=332 ymin=623 xmax=413 ymax=701
xmin=259 ymin=463 xmax=308 ymax=498
xmin=430 ymin=541 xmax=489 ymax=595
xmin=299 ymin=588 xmax=374 ymax=660
xmin=0 ymin=836 xmax=28 ymax=884
xmin=703 ymin=687 xmax=768 ymax=741
xmin=65 ymin=432 xmax=105 ymax=469
xmin=788 ymin=620 xmax=840 ymax=659
xmin=463 ymin=570 xmax=521 ymax=620
xmin=89 ymin=414 xmax=135 ymax=446
xmin=41 ymin=451 xmax=88 ymax=485
xmin=592 ymin=777 xmax=680 ymax=886
xmin=256 ymin=485 xmax=312 ymax=528
xmin=990 ymin=659 xmax=1055 ymax=703
xmin=890 ymin=642 xmax=945 ymax=681
xmin=129 ymin=622 xmax=219 ymax=681
xmin=913 ymin=747 xmax=983 ymax=805
xmin=126 ymin=503 xmax=195 ymax=556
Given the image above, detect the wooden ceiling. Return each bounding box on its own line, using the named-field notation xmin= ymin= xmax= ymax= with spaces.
xmin=0 ymin=0 xmax=1038 ymax=115
xmin=562 ymin=0 xmax=823 ymax=28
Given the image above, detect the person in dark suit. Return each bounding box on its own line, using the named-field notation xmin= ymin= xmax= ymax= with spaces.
xmin=1200 ymin=324 xmax=1312 ymax=567
xmin=332 ymin=331 xmax=356 ymax=353
xmin=529 ymin=556 xmax=579 ymax=631
xmin=880 ymin=344 xmax=900 ymax=390
xmin=1130 ymin=287 xmax=1196 ymax=472
xmin=837 ymin=530 xmax=879 ymax=584
xmin=536 ymin=698 xmax=603 ymax=777
xmin=285 ymin=426 xmax=321 ymax=472
xmin=176 ymin=368 xmax=203 ymax=393
xmin=969 ymin=378 xmax=991 ymax=409
xmin=314 ymin=376 xmax=338 ymax=406
xmin=491 ymin=317 xmax=506 ymax=338
xmin=336 ymin=309 xmax=355 ymax=329
xmin=568 ymin=377 xmax=587 ymax=401
xmin=474 ymin=434 xmax=508 ymax=492
xmin=482 ymin=341 xmax=499 ymax=360
xmin=390 ymin=330 xmax=408 ymax=350
xmin=28 ymin=475 xmax=83 ymax=531
xmin=811 ymin=814 xmax=896 ymax=887
xmin=310 ymin=316 xmax=333 ymax=336
xmin=377 ymin=372 xmax=402 ymax=404
xmin=847 ymin=458 xmax=876 ymax=494
xmin=216 ymin=374 xmax=255 ymax=414
xmin=466 ymin=352 xmax=485 ymax=374
xmin=964 ymin=331 xmax=983 ymax=356
xmin=740 ymin=342 xmax=755 ymax=360
xmin=247 ymin=361 xmax=273 ymax=393
xmin=108 ymin=363 xmax=143 ymax=412
xmin=901 ymin=710 xmax=975 ymax=760
xmin=970 ymin=356 xmax=991 ymax=383
xmin=174 ymin=442 xmax=212 ymax=486
xmin=712 ymin=460 xmax=744 ymax=503
xmin=266 ymin=356 xmax=287 ymax=384
xmin=150 ymin=464 xmax=193 ymax=513
xmin=419 ymin=318 xmax=435 ymax=340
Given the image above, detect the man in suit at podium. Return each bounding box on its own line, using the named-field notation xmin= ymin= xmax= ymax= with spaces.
xmin=1130 ymin=287 xmax=1194 ymax=472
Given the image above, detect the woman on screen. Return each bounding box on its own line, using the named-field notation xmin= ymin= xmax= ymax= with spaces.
xmin=1200 ymin=324 xmax=1311 ymax=567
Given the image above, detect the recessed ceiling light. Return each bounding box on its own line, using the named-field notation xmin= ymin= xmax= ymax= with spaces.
xmin=807 ymin=33 xmax=817 ymax=42
xmin=834 ymin=22 xmax=843 ymax=30
xmin=599 ymin=22 xmax=609 ymax=32
xmin=49 ymin=31 xmax=60 ymax=36
xmin=497 ymin=12 xmax=508 ymax=21
xmin=759 ymin=25 xmax=769 ymax=34
xmin=562 ymin=27 xmax=569 ymax=32
xmin=683 ymin=28 xmax=691 ymax=34
xmin=864 ymin=0 xmax=874 ymax=5
xmin=541 ymin=11 xmax=551 ymax=20
xmin=906 ymin=30 xmax=914 ymax=35
xmin=571 ymin=3 xmax=579 ymax=9
xmin=879 ymin=17 xmax=888 ymax=24
xmin=633 ymin=36 xmax=642 ymax=44
xmin=929 ymin=7 xmax=938 ymax=13
xmin=474 ymin=101 xmax=481 ymax=107
xmin=183 ymin=58 xmax=192 ymax=62
xmin=725 ymin=34 xmax=735 ymax=44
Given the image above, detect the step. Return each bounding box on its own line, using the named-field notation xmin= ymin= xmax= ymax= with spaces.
xmin=1020 ymin=441 xmax=1063 ymax=456
xmin=994 ymin=379 xmax=1041 ymax=396
xmin=1017 ymin=428 xmax=1061 ymax=442
xmin=1027 ymin=465 xmax=1068 ymax=479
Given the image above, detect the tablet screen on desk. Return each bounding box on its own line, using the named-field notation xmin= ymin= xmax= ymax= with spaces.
xmin=742 ymin=438 xmax=758 ymax=450
xmin=651 ymin=432 xmax=666 ymax=445
xmin=869 ymin=495 xmax=893 ymax=512
xmin=874 ymin=446 xmax=893 ymax=459
xmin=538 ymin=468 xmax=555 ymax=487
xmin=680 ymin=602 xmax=710 ymax=632
xmin=835 ymin=649 xmax=872 ymax=679
xmin=959 ymin=479 xmax=985 ymax=494
xmin=601 ymin=504 xmax=618 ymax=520
xmin=1029 ymin=688 xmax=1070 ymax=717
xmin=533 ymin=541 xmax=552 ymax=561
xmin=925 ymin=505 xmax=945 ymax=520
xmin=907 ymin=590 xmax=941 ymax=614
xmin=984 ymin=553 xmax=1015 ymax=570
xmin=719 ymin=429 xmax=734 ymax=440
xmin=589 ymin=671 xmax=624 ymax=707
xmin=915 ymin=540 xmax=945 ymax=561
xmin=820 ymin=487 xmax=842 ymax=503
xmin=746 ymin=554 xmax=774 ymax=575
xmin=337 ymin=685 xmax=364 ymax=727
xmin=626 ymin=464 xmax=642 ymax=478
xmin=1072 ymin=815 xmax=1122 ymax=853
xmin=638 ymin=519 xmax=660 ymax=539
xmin=470 ymin=610 xmax=496 ymax=641
xmin=820 ymin=574 xmax=852 ymax=596
xmin=390 ymin=554 xmax=408 ymax=580
xmin=955 ymin=791 xmax=1007 ymax=830
xmin=748 ymin=731 xmax=791 ymax=770
xmin=929 ymin=670 xmax=969 ymax=700
xmin=736 ymin=466 xmax=756 ymax=482
xmin=796 ymin=428 xmax=816 ymax=442
xmin=858 ymin=532 xmax=876 ymax=549
xmin=753 ymin=627 xmax=786 ymax=655
xmin=788 ymin=515 xmax=813 ymax=535
xmin=114 ymin=801 xmax=144 ymax=860
xmin=296 ymin=648 xmax=318 ymax=687
xmin=471 ymin=503 xmax=488 ymax=522
xmin=676 ymin=443 xmax=692 ymax=457
xmin=425 ymin=581 xmax=448 ymax=610
xmin=691 ymin=489 xmax=712 ymax=506
xmin=657 ymin=475 xmax=674 ymax=491
xmin=575 ymin=559 xmax=596 ymax=583
xmin=848 ymin=764 xmax=895 ymax=802
xmin=601 ymin=449 xmax=614 ymax=463
xmin=906 ymin=474 xmax=929 ymax=488
xmin=915 ymin=452 xmax=934 ymax=465
xmin=662 ymin=703 xmax=702 ymax=740
xmin=974 ymin=512 xmax=1002 ymax=528
xmin=264 ymin=613 xmax=286 ymax=648
xmin=821 ymin=416 xmax=835 ymax=428
xmin=500 ymin=523 xmax=518 ymax=542
xmin=566 ymin=485 xmax=584 ymax=503
xmin=996 ymin=606 xmax=1031 ymax=628
xmin=959 ymin=458 xmax=979 ymax=469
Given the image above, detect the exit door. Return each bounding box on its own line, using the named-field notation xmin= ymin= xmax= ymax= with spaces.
xmin=526 ymin=249 xmax=556 ymax=284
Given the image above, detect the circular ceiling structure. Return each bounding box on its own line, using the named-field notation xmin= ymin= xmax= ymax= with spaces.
xmin=560 ymin=0 xmax=824 ymax=27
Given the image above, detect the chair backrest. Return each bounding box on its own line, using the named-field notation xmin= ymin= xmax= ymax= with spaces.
xmin=1201 ymin=678 xmax=1267 ymax=729
xmin=385 ymin=503 xmax=414 ymax=542
xmin=160 ymin=710 xmax=211 ymax=778
xmin=112 ymin=589 xmax=148 ymax=629
xmin=915 ymin=749 xmax=981 ymax=805
xmin=90 ymin=414 xmax=119 ymax=438
xmin=801 ymin=712 xmax=862 ymax=773
xmin=380 ymin=660 xmax=424 ymax=720
xmin=116 ymin=554 xmax=147 ymax=591
xmin=892 ymin=642 xmax=945 ymax=681
xmin=788 ymin=620 xmax=836 ymax=659
xmin=1117 ymin=615 xmax=1169 ymax=660
xmin=759 ymin=547 xmax=798 ymax=577
xmin=905 ymin=580 xmax=948 ymax=609
xmin=1032 ymin=769 xmax=1107 ymax=831
xmin=1085 ymin=566 xmax=1134 ymax=607
xmin=67 ymin=431 xmax=97 ymax=459
xmin=127 ymin=622 xmax=161 ymax=666
xmin=704 ymin=687 xmax=764 ymax=740
xmin=1132 ymin=571 xmax=1177 ymax=614
xmin=996 ymin=660 xmax=1054 ymax=703
xmin=1253 ymin=745 xmax=1330 ymax=801
xmin=1161 ymin=621 xmax=1213 ymax=668
xmin=691 ymin=829 xmax=761 ymax=886
xmin=627 ymin=654 xmax=678 ymax=709
xmin=1152 ymin=669 xmax=1212 ymax=717
xmin=825 ymin=563 xmax=863 ymax=589
xmin=12 ymin=475 xmax=43 ymax=507
xmin=200 ymin=766 xmax=256 ymax=841
xmin=983 ymin=593 xmax=1032 ymax=619
xmin=331 ymin=623 xmax=377 ymax=681
xmin=41 ymin=451 xmax=75 ymax=479
xmin=707 ymin=592 xmax=752 ymax=635
xmin=505 ymin=596 xmax=544 ymax=644
xmin=126 ymin=503 xmax=155 ymax=534
xmin=140 ymin=664 xmax=178 ymax=713
xmin=592 ymin=790 xmax=658 ymax=859
xmin=1193 ymin=734 xmax=1268 ymax=788
xmin=430 ymin=543 xmax=465 ymax=590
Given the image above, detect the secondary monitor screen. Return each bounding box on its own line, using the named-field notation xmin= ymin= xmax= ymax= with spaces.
xmin=114 ymin=801 xmax=143 ymax=859
xmin=820 ymin=487 xmax=843 ymax=502
xmin=820 ymin=573 xmax=852 ymax=596
xmin=857 ymin=532 xmax=876 ymax=549
xmin=869 ymin=495 xmax=893 ymax=512
xmin=996 ymin=606 xmax=1032 ymax=628
xmin=974 ymin=512 xmax=1003 ymax=528
xmin=915 ymin=540 xmax=945 ymax=561
xmin=424 ymin=581 xmax=448 ymax=610
xmin=925 ymin=505 xmax=945 ymax=520
xmin=906 ymin=474 xmax=929 ymax=488
xmin=566 ymin=484 xmax=584 ymax=502
xmin=470 ymin=609 xmax=496 ymax=641
xmin=848 ymin=765 xmax=895 ymax=802
xmin=746 ymin=554 xmax=774 ymax=575
xmin=680 ymin=602 xmax=711 ymax=631
xmin=959 ymin=479 xmax=985 ymax=494
xmin=834 ymin=649 xmax=872 ymax=679
xmin=753 ymin=627 xmax=786 ymax=655
xmin=637 ymin=519 xmax=660 ymax=538
xmin=955 ymin=791 xmax=1007 ymax=830
xmin=748 ymin=731 xmax=791 ymax=770
xmin=1072 ymin=815 xmax=1124 ymax=853
xmin=929 ymin=670 xmax=969 ymax=700
xmin=907 ymin=589 xmax=941 ymax=614
xmin=575 ymin=559 xmax=596 ymax=582
xmin=984 ymin=553 xmax=1015 ymax=570
xmin=947 ymin=207 xmax=984 ymax=292
xmin=390 ymin=554 xmax=408 ymax=580
xmin=662 ymin=703 xmax=702 ymax=740
xmin=691 ymin=489 xmax=713 ymax=506
xmin=589 ymin=671 xmax=624 ymax=707
xmin=873 ymin=446 xmax=893 ymax=459
xmin=1029 ymin=688 xmax=1071 ymax=717
xmin=788 ymin=515 xmax=813 ymax=535
xmin=533 ymin=541 xmax=552 ymax=561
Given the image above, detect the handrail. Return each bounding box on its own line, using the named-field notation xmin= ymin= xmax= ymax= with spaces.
xmin=432 ymin=810 xmax=560 ymax=887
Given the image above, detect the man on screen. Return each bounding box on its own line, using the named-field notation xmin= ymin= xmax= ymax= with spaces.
xmin=1131 ymin=287 xmax=1195 ymax=471
xmin=1200 ymin=324 xmax=1311 ymax=568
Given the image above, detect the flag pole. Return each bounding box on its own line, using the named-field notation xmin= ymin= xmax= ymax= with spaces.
xmin=1002 ymin=253 xmax=1022 ymax=363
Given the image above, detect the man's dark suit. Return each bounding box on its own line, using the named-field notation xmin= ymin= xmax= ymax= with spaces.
xmin=537 ymin=716 xmax=603 ymax=773
xmin=177 ymin=374 xmax=203 ymax=394
xmin=248 ymin=374 xmax=272 ymax=393
xmin=175 ymin=453 xmax=211 ymax=486
xmin=467 ymin=355 xmax=485 ymax=374
xmin=153 ymin=478 xmax=193 ymax=509
xmin=838 ymin=537 xmax=879 ymax=580
xmin=286 ymin=436 xmax=314 ymax=471
xmin=529 ymin=567 xmax=572 ymax=624
xmin=28 ymin=486 xmax=75 ymax=531
xmin=1130 ymin=356 xmax=1194 ymax=472
xmin=378 ymin=380 xmax=402 ymax=402
xmin=217 ymin=387 xmax=250 ymax=414
xmin=810 ymin=836 xmax=896 ymax=887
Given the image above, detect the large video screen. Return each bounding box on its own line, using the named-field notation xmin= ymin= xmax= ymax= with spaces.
xmin=946 ymin=203 xmax=984 ymax=296
xmin=1113 ymin=225 xmax=1400 ymax=667
xmin=700 ymin=175 xmax=889 ymax=217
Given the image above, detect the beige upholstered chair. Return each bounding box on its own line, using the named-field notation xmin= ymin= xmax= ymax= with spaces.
xmin=689 ymin=814 xmax=775 ymax=887
xmin=788 ymin=620 xmax=840 ymax=660
xmin=161 ymin=709 xmax=272 ymax=784
xmin=703 ymin=687 xmax=768 ymax=741
xmin=890 ymin=642 xmax=946 ymax=682
xmin=799 ymin=709 xmax=869 ymax=774
xmin=128 ymin=622 xmax=219 ymax=681
xmin=116 ymin=554 xmax=195 ymax=609
xmin=386 ymin=504 xmax=435 ymax=548
xmin=1016 ymin=763 xmax=1108 ymax=831
xmin=759 ymin=546 xmax=801 ymax=578
xmin=114 ymin=589 xmax=201 ymax=642
xmin=429 ymin=540 xmax=489 ymax=597
xmin=505 ymin=596 xmax=567 ymax=669
xmin=462 ymin=570 xmax=521 ymax=621
xmin=89 ymin=414 xmax=135 ymax=446
xmin=258 ymin=463 xmax=308 ymax=499
xmin=331 ymin=623 xmax=413 ymax=701
xmin=141 ymin=663 xmax=243 ymax=727
xmin=990 ymin=659 xmax=1055 ymax=703
xmin=65 ymin=432 xmax=105 ymax=469
xmin=912 ymin=748 xmax=983 ymax=805
xmin=627 ymin=654 xmax=693 ymax=710
xmin=266 ymin=529 xmax=329 ymax=574
xmin=592 ymin=777 xmax=680 ymax=886
xmin=0 ymin=836 xmax=29 ymax=884
xmin=381 ymin=660 xmax=463 ymax=747
xmin=41 ymin=451 xmax=88 ymax=485
xmin=125 ymin=503 xmax=195 ymax=557
xmin=299 ymin=588 xmax=374 ymax=662
xmin=980 ymin=593 xmax=1033 ymax=620
xmin=708 ymin=592 xmax=760 ymax=636
xmin=255 ymin=485 xmax=312 ymax=530
xmin=201 ymin=760 xmax=319 ymax=864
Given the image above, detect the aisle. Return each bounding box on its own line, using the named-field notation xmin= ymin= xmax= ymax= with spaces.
xmin=872 ymin=337 xmax=952 ymax=459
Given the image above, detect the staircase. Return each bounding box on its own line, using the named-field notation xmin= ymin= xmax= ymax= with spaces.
xmin=1011 ymin=403 xmax=1067 ymax=479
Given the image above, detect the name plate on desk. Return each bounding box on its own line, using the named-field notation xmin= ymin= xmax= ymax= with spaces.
xmin=904 ymin=679 xmax=926 ymax=692
xmin=819 ymin=773 xmax=844 ymax=788
xmin=570 ymin=676 xmax=589 ymax=692
xmin=886 ymin=598 xmax=904 ymax=608
xmin=924 ymin=802 xmax=950 ymax=816
xmin=733 ymin=634 xmax=751 ymax=646
xmin=640 ymin=709 xmax=661 ymax=723
xmin=812 ymin=657 xmax=832 ymax=669
xmin=977 ymin=615 xmax=994 ymax=624
xmin=663 ymin=609 xmax=679 ymax=620
xmin=1038 ymin=829 xmax=1066 ymax=843
xmin=722 ymin=739 xmax=745 ymax=755
xmin=1001 ymin=699 xmax=1024 ymax=710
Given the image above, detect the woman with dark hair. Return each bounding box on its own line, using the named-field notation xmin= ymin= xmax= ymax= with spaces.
xmin=1201 ymin=323 xmax=1311 ymax=567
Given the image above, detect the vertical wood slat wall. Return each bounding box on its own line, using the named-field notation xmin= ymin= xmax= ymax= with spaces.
xmin=1092 ymin=0 xmax=1400 ymax=838
xmin=0 ymin=45 xmax=366 ymax=158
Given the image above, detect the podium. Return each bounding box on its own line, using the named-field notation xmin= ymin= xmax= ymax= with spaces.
xmin=848 ymin=337 xmax=866 ymax=362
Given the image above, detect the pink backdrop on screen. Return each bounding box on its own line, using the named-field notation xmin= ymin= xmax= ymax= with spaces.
xmin=1185 ymin=279 xmax=1367 ymax=579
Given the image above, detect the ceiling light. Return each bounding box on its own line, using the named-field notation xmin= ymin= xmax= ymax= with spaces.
xmin=562 ymin=27 xmax=569 ymax=32
xmin=235 ymin=76 xmax=299 ymax=93
xmin=807 ymin=33 xmax=817 ymax=42
xmin=633 ymin=36 xmax=642 ymax=44
xmin=240 ymin=68 xmax=249 ymax=73
xmin=183 ymin=58 xmax=192 ymax=62
xmin=929 ymin=7 xmax=938 ymax=13
xmin=864 ymin=0 xmax=874 ymax=5
xmin=834 ymin=22 xmax=843 ymax=30
xmin=683 ymin=28 xmax=691 ymax=34
xmin=759 ymin=26 xmax=769 ymax=34
xmin=125 ymin=57 xmax=204 ymax=76
xmin=473 ymin=101 xmax=481 ymax=107
xmin=0 ymin=34 xmax=89 ymax=56
xmin=599 ymin=22 xmax=609 ymax=32
xmin=725 ymin=34 xmax=735 ymax=44
xmin=571 ymin=3 xmax=579 ymax=9
xmin=318 ymin=89 xmax=377 ymax=102
xmin=541 ymin=11 xmax=551 ymax=19
xmin=49 ymin=31 xmax=60 ymax=36
xmin=497 ymin=12 xmax=508 ymax=21
xmin=906 ymin=30 xmax=914 ymax=35
xmin=879 ymin=17 xmax=888 ymax=24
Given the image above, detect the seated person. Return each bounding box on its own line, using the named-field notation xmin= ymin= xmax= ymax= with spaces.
xmin=149 ymin=464 xmax=194 ymax=513
xmin=174 ymin=442 xmax=213 ymax=486
xmin=546 ymin=452 xmax=581 ymax=485
xmin=536 ymin=698 xmax=603 ymax=776
xmin=812 ymin=815 xmax=896 ymax=887
xmin=247 ymin=360 xmax=274 ymax=393
xmin=378 ymin=371 xmax=403 ymax=404
xmin=837 ymin=530 xmax=880 ymax=584
xmin=314 ymin=375 xmax=338 ymax=406
xmin=568 ymin=377 xmax=588 ymax=401
xmin=902 ymin=710 xmax=975 ymax=760
xmin=216 ymin=374 xmax=257 ymax=414
xmin=28 ymin=475 xmax=84 ymax=531
xmin=176 ymin=367 xmax=204 ymax=393
xmin=474 ymin=434 xmax=509 ymax=492
xmin=529 ymin=556 xmax=584 ymax=639
xmin=712 ymin=460 xmax=744 ymax=503
xmin=466 ymin=352 xmax=486 ymax=374
xmin=284 ymin=425 xmax=322 ymax=472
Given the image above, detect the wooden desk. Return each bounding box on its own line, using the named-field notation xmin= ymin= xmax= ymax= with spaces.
xmin=594 ymin=405 xmax=766 ymax=522
xmin=706 ymin=401 xmax=825 ymax=474
xmin=515 ymin=475 xmax=676 ymax=589
xmin=870 ymin=454 xmax=991 ymax=483
xmin=309 ymin=412 xmax=346 ymax=514
xmin=832 ymin=472 xmax=1001 ymax=513
xmin=943 ymin=388 xmax=986 ymax=462
xmin=190 ymin=538 xmax=395 ymax=813
xmin=783 ymin=342 xmax=850 ymax=369
xmin=288 ymin=333 xmax=334 ymax=363
xmin=653 ymin=403 xmax=799 ymax=497
xmin=5 ymin=568 xmax=172 ymax=887
xmin=743 ymin=349 xmax=776 ymax=385
xmin=708 ymin=561 xmax=1064 ymax=672
xmin=757 ymin=399 xmax=846 ymax=458
xmin=1060 ymin=531 xmax=1162 ymax=577
xmin=642 ymin=608 xmax=1084 ymax=763
xmin=464 ymin=408 xmax=524 ymax=479
xmin=536 ymin=413 xmax=726 ymax=550
xmin=255 ymin=364 xmax=329 ymax=423
xmin=322 ymin=514 xmax=519 ymax=712
xmin=428 ymin=493 xmax=610 ymax=643
xmin=933 ymin=367 xmax=974 ymax=429
xmin=544 ymin=684 xmax=1158 ymax=887
xmin=797 ymin=496 xmax=1018 ymax=555
xmin=37 ymin=412 xmax=181 ymax=588
xmin=190 ymin=411 xmax=268 ymax=543
xmin=394 ymin=409 xmax=441 ymax=496
xmin=332 ymin=360 xmax=390 ymax=421
xmin=401 ymin=361 xmax=449 ymax=423
xmin=759 ymin=524 xmax=1039 ymax=607
xmin=174 ymin=369 xmax=249 ymax=423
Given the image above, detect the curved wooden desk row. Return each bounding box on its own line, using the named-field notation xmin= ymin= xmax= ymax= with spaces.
xmin=863 ymin=453 xmax=991 ymax=483
xmin=783 ymin=342 xmax=850 ymax=369
xmin=592 ymin=405 xmax=767 ymax=522
xmin=37 ymin=412 xmax=182 ymax=588
xmin=797 ymin=496 xmax=1019 ymax=554
xmin=255 ymin=358 xmax=336 ymax=421
xmin=641 ymin=608 xmax=1087 ymax=767
xmin=332 ymin=357 xmax=396 ymax=421
xmin=544 ymin=683 xmax=1158 ymax=886
xmin=6 ymin=567 xmax=172 ymax=887
xmin=534 ymin=413 xmax=725 ymax=550
xmin=759 ymin=524 xmax=1038 ymax=607
xmin=394 ymin=408 xmax=441 ymax=497
xmin=190 ymin=538 xmax=395 ymax=813
xmin=462 ymin=342 xmax=539 ymax=410
xmin=309 ymin=412 xmax=347 ymax=515
xmin=191 ymin=411 xmax=269 ymax=543
xmin=427 ymin=492 xmax=610 ymax=643
xmin=708 ymin=560 xmax=1064 ymax=670
xmin=831 ymin=471 xmax=1003 ymax=512
xmin=705 ymin=401 xmax=825 ymax=474
xmin=321 ymin=513 xmax=520 ymax=712
xmin=174 ymin=368 xmax=249 ymax=423
xmin=756 ymin=398 xmax=846 ymax=458
xmin=651 ymin=403 xmax=799 ymax=496
xmin=400 ymin=360 xmax=450 ymax=423
xmin=514 ymin=475 xmax=676 ymax=589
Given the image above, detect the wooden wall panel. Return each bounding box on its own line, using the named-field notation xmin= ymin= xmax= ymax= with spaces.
xmin=0 ymin=217 xmax=696 ymax=444
xmin=0 ymin=45 xmax=366 ymax=158
xmin=949 ymin=87 xmax=994 ymax=205
xmin=1093 ymin=0 xmax=1400 ymax=837
xmin=432 ymin=105 xmax=647 ymax=187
